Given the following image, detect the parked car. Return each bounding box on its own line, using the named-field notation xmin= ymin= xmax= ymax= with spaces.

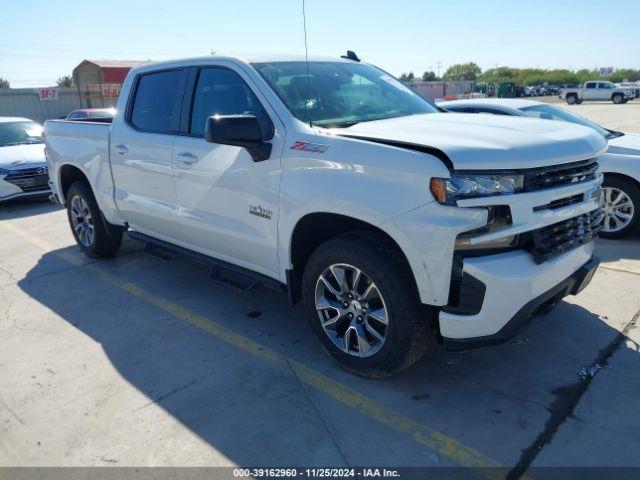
xmin=45 ymin=55 xmax=605 ymax=377
xmin=560 ymin=81 xmax=632 ymax=104
xmin=525 ymin=86 xmax=537 ymax=97
xmin=0 ymin=117 xmax=50 ymax=202
xmin=66 ymin=108 xmax=116 ymax=121
xmin=438 ymin=98 xmax=640 ymax=237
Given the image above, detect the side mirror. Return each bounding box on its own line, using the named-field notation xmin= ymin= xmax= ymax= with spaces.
xmin=205 ymin=115 xmax=272 ymax=162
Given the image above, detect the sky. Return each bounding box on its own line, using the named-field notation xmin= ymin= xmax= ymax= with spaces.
xmin=1 ymin=0 xmax=639 ymax=87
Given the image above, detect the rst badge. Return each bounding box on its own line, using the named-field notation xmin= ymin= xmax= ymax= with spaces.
xmin=290 ymin=140 xmax=329 ymax=153
xmin=249 ymin=205 xmax=273 ymax=220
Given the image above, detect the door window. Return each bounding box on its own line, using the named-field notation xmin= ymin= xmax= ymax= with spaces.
xmin=585 ymin=83 xmax=596 ymax=89
xmin=190 ymin=68 xmax=271 ymax=137
xmin=130 ymin=70 xmax=185 ymax=133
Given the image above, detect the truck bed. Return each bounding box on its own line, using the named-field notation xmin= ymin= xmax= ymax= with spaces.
xmin=44 ymin=119 xmax=119 ymax=223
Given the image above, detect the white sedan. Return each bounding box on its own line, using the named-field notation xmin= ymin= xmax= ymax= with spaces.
xmin=0 ymin=117 xmax=50 ymax=202
xmin=438 ymin=99 xmax=640 ymax=238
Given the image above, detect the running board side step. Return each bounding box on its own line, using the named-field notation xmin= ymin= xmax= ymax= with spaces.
xmin=127 ymin=231 xmax=285 ymax=294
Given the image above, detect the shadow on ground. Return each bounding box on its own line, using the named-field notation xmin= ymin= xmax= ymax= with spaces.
xmin=15 ymin=244 xmax=640 ymax=469
xmin=0 ymin=197 xmax=60 ymax=220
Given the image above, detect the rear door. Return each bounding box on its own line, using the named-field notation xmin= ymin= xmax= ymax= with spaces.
xmin=110 ymin=68 xmax=188 ymax=243
xmin=172 ymin=64 xmax=284 ymax=277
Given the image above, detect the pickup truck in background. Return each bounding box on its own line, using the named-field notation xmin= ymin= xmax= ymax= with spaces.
xmin=560 ymin=81 xmax=632 ymax=104
xmin=45 ymin=55 xmax=606 ymax=377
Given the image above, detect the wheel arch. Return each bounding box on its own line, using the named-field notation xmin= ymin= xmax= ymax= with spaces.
xmin=288 ymin=212 xmax=418 ymax=303
xmin=58 ymin=164 xmax=90 ymax=205
xmin=603 ymin=171 xmax=640 ymax=189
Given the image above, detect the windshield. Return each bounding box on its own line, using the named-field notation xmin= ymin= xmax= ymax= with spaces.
xmin=519 ymin=104 xmax=617 ymax=139
xmin=0 ymin=121 xmax=44 ymax=147
xmin=252 ymin=61 xmax=438 ymax=127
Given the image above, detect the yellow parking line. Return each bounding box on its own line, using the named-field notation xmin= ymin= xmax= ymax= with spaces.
xmin=599 ymin=264 xmax=640 ymax=276
xmin=1 ymin=221 xmax=506 ymax=477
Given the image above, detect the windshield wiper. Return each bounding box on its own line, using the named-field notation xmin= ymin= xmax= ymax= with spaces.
xmin=321 ymin=121 xmax=361 ymax=128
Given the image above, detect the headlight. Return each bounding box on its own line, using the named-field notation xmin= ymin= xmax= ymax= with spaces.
xmin=430 ymin=173 xmax=524 ymax=205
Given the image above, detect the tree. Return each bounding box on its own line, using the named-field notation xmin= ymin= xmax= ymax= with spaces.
xmin=421 ymin=70 xmax=438 ymax=81
xmin=480 ymin=67 xmax=517 ymax=84
xmin=56 ymin=75 xmax=74 ymax=87
xmin=444 ymin=62 xmax=482 ymax=81
xmin=0 ymin=77 xmax=9 ymax=89
xmin=398 ymin=72 xmax=415 ymax=82
xmin=610 ymin=69 xmax=640 ymax=82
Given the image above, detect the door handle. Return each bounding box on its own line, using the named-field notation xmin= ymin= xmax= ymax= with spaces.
xmin=114 ymin=144 xmax=128 ymax=155
xmin=176 ymin=151 xmax=198 ymax=165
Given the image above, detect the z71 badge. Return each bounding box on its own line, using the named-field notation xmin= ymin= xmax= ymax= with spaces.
xmin=290 ymin=140 xmax=329 ymax=153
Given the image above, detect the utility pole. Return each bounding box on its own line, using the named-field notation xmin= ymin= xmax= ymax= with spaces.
xmin=436 ymin=61 xmax=442 ymax=78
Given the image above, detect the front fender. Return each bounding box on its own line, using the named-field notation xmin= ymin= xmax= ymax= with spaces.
xmin=277 ymin=135 xmax=454 ymax=303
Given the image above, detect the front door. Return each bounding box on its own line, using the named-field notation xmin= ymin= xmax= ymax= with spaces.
xmin=173 ymin=65 xmax=283 ymax=278
xmin=110 ymin=68 xmax=188 ymax=242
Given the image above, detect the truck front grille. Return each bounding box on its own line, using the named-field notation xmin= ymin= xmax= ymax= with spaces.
xmin=521 ymin=209 xmax=603 ymax=264
xmin=523 ymin=159 xmax=598 ymax=192
xmin=4 ymin=167 xmax=50 ymax=193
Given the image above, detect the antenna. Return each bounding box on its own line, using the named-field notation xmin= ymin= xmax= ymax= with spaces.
xmin=302 ymin=0 xmax=312 ymax=127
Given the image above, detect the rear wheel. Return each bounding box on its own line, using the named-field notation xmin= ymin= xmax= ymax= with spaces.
xmin=600 ymin=176 xmax=640 ymax=238
xmin=302 ymin=233 xmax=435 ymax=378
xmin=566 ymin=94 xmax=577 ymax=105
xmin=66 ymin=181 xmax=122 ymax=257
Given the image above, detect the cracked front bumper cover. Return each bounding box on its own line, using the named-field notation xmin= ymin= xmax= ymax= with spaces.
xmin=443 ymin=255 xmax=599 ymax=351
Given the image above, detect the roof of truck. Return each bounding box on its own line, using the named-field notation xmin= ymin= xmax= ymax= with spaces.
xmin=129 ymin=54 xmax=363 ymax=73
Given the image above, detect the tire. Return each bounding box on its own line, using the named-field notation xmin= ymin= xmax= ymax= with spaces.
xmin=566 ymin=94 xmax=577 ymax=105
xmin=66 ymin=181 xmax=123 ymax=257
xmin=612 ymin=93 xmax=624 ymax=104
xmin=301 ymin=232 xmax=436 ymax=378
xmin=600 ymin=176 xmax=640 ymax=239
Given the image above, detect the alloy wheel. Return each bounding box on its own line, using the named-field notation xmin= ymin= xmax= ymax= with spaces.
xmin=602 ymin=187 xmax=635 ymax=233
xmin=314 ymin=263 xmax=389 ymax=358
xmin=70 ymin=195 xmax=95 ymax=247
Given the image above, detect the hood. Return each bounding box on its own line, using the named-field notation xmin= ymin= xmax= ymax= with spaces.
xmin=607 ymin=133 xmax=640 ymax=157
xmin=0 ymin=143 xmax=46 ymax=168
xmin=334 ymin=113 xmax=607 ymax=170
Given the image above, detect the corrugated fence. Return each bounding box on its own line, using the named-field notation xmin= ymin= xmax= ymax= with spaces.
xmin=0 ymin=87 xmax=82 ymax=123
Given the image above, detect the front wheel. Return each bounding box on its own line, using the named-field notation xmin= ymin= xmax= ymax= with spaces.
xmin=600 ymin=176 xmax=640 ymax=238
xmin=612 ymin=93 xmax=624 ymax=104
xmin=302 ymin=233 xmax=435 ymax=378
xmin=66 ymin=181 xmax=123 ymax=257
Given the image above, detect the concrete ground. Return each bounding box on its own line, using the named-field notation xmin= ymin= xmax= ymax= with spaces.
xmin=1 ymin=104 xmax=639 ymax=478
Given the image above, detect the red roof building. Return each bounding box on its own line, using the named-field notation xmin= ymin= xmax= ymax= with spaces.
xmin=72 ymin=59 xmax=152 ymax=107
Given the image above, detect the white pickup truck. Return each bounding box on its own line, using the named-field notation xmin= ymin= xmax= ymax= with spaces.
xmin=561 ymin=81 xmax=632 ymax=104
xmin=45 ymin=55 xmax=606 ymax=377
